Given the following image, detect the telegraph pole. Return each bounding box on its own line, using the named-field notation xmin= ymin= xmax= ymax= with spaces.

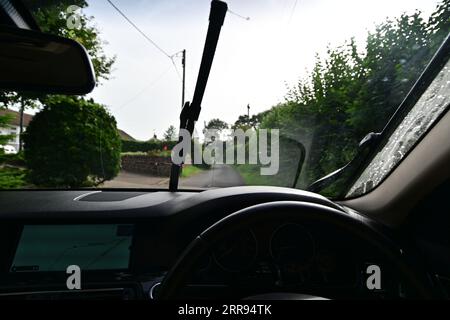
xmin=247 ymin=104 xmax=250 ymax=125
xmin=18 ymin=99 xmax=24 ymax=153
xmin=182 ymin=49 xmax=186 ymax=107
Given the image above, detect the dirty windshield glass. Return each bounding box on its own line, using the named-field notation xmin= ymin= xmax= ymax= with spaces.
xmin=348 ymin=59 xmax=450 ymax=197
xmin=0 ymin=0 xmax=449 ymax=198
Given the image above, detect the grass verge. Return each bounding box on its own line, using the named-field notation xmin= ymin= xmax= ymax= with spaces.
xmin=233 ymin=164 xmax=275 ymax=186
xmin=181 ymin=165 xmax=203 ymax=178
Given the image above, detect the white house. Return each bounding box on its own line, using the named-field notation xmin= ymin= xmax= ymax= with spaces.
xmin=0 ymin=109 xmax=33 ymax=153
xmin=1 ymin=109 xmax=135 ymax=153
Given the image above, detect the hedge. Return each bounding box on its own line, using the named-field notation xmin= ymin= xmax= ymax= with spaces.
xmin=121 ymin=140 xmax=178 ymax=153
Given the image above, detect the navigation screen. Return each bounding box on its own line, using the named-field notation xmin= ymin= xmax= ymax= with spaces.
xmin=11 ymin=224 xmax=133 ymax=272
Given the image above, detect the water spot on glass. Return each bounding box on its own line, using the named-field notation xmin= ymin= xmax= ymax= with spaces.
xmin=347 ymin=59 xmax=450 ymax=198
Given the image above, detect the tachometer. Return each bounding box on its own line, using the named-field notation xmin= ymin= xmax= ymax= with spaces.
xmin=270 ymin=223 xmax=315 ymax=265
xmin=213 ymin=229 xmax=258 ymax=272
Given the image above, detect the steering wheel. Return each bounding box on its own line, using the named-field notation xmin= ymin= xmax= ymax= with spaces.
xmin=158 ymin=201 xmax=433 ymax=299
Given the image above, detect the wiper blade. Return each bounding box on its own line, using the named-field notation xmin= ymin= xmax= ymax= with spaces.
xmin=169 ymin=0 xmax=228 ymax=191
xmin=307 ymin=132 xmax=381 ymax=195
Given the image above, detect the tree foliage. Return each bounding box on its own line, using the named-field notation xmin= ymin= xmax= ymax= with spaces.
xmin=23 ymin=0 xmax=115 ymax=83
xmin=232 ymin=112 xmax=268 ymax=131
xmin=163 ymin=125 xmax=178 ymax=142
xmin=257 ymin=1 xmax=449 ymax=188
xmin=121 ymin=139 xmax=178 ymax=153
xmin=1 ymin=1 xmax=116 ymax=152
xmin=23 ymin=96 xmax=121 ymax=187
xmin=204 ymin=118 xmax=229 ymax=132
xmin=1 ymin=2 xmax=115 ymax=101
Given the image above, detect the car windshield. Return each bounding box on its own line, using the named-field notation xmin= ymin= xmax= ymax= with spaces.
xmin=0 ymin=0 xmax=448 ymax=198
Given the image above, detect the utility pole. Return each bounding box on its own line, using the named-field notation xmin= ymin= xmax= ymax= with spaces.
xmin=181 ymin=49 xmax=186 ymax=108
xmin=18 ymin=99 xmax=24 ymax=153
xmin=247 ymin=104 xmax=250 ymax=126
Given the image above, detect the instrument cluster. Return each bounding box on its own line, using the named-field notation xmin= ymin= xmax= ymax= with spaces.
xmin=192 ymin=221 xmax=386 ymax=293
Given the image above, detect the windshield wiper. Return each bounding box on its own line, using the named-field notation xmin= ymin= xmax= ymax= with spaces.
xmin=307 ymin=132 xmax=382 ymax=195
xmin=169 ymin=0 xmax=228 ymax=191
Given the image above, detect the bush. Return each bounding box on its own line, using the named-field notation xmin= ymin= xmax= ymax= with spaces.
xmin=121 ymin=139 xmax=178 ymax=153
xmin=0 ymin=167 xmax=28 ymax=189
xmin=147 ymin=149 xmax=171 ymax=157
xmin=23 ymin=96 xmax=121 ymax=188
xmin=120 ymin=151 xmax=148 ymax=156
xmin=0 ymin=152 xmax=26 ymax=167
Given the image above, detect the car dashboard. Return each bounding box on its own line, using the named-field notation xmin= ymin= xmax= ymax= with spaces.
xmin=0 ymin=187 xmax=422 ymax=299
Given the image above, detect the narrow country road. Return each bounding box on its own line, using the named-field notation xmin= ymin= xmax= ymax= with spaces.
xmin=102 ymin=171 xmax=169 ymax=188
xmin=102 ymin=165 xmax=244 ymax=189
xmin=180 ymin=164 xmax=244 ymax=188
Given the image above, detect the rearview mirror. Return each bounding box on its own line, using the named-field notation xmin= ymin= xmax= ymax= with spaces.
xmin=0 ymin=26 xmax=96 ymax=95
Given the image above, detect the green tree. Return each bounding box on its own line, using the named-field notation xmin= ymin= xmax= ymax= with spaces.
xmin=23 ymin=96 xmax=121 ymax=187
xmin=23 ymin=0 xmax=116 ymax=83
xmin=232 ymin=115 xmax=251 ymax=131
xmin=203 ymin=118 xmax=228 ymax=145
xmin=204 ymin=118 xmax=229 ymax=132
xmin=428 ymin=0 xmax=450 ymax=51
xmin=163 ymin=125 xmax=177 ymax=141
xmin=1 ymin=1 xmax=116 ymax=151
xmin=348 ymin=12 xmax=432 ymax=137
xmin=232 ymin=112 xmax=267 ymax=131
xmin=258 ymin=1 xmax=449 ymax=189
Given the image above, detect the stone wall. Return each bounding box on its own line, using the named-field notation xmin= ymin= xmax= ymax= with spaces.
xmin=121 ymin=155 xmax=172 ymax=177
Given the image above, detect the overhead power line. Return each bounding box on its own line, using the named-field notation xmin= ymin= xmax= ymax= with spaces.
xmin=116 ymin=66 xmax=172 ymax=112
xmin=287 ymin=0 xmax=299 ymax=25
xmin=228 ymin=8 xmax=250 ymax=21
xmin=106 ymin=0 xmax=185 ymax=96
xmin=106 ymin=0 xmax=248 ymax=110
xmin=106 ymin=0 xmax=174 ymax=59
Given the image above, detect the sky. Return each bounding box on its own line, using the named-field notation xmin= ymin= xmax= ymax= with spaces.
xmin=80 ymin=0 xmax=440 ymax=141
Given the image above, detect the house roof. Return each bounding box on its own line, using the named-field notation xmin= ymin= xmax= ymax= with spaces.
xmin=0 ymin=109 xmax=33 ymax=127
xmin=1 ymin=109 xmax=135 ymax=140
xmin=117 ymin=129 xmax=136 ymax=141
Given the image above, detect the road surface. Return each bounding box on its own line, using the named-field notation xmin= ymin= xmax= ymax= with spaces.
xmin=102 ymin=171 xmax=169 ymax=188
xmin=180 ymin=164 xmax=244 ymax=188
xmin=102 ymin=165 xmax=244 ymax=189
